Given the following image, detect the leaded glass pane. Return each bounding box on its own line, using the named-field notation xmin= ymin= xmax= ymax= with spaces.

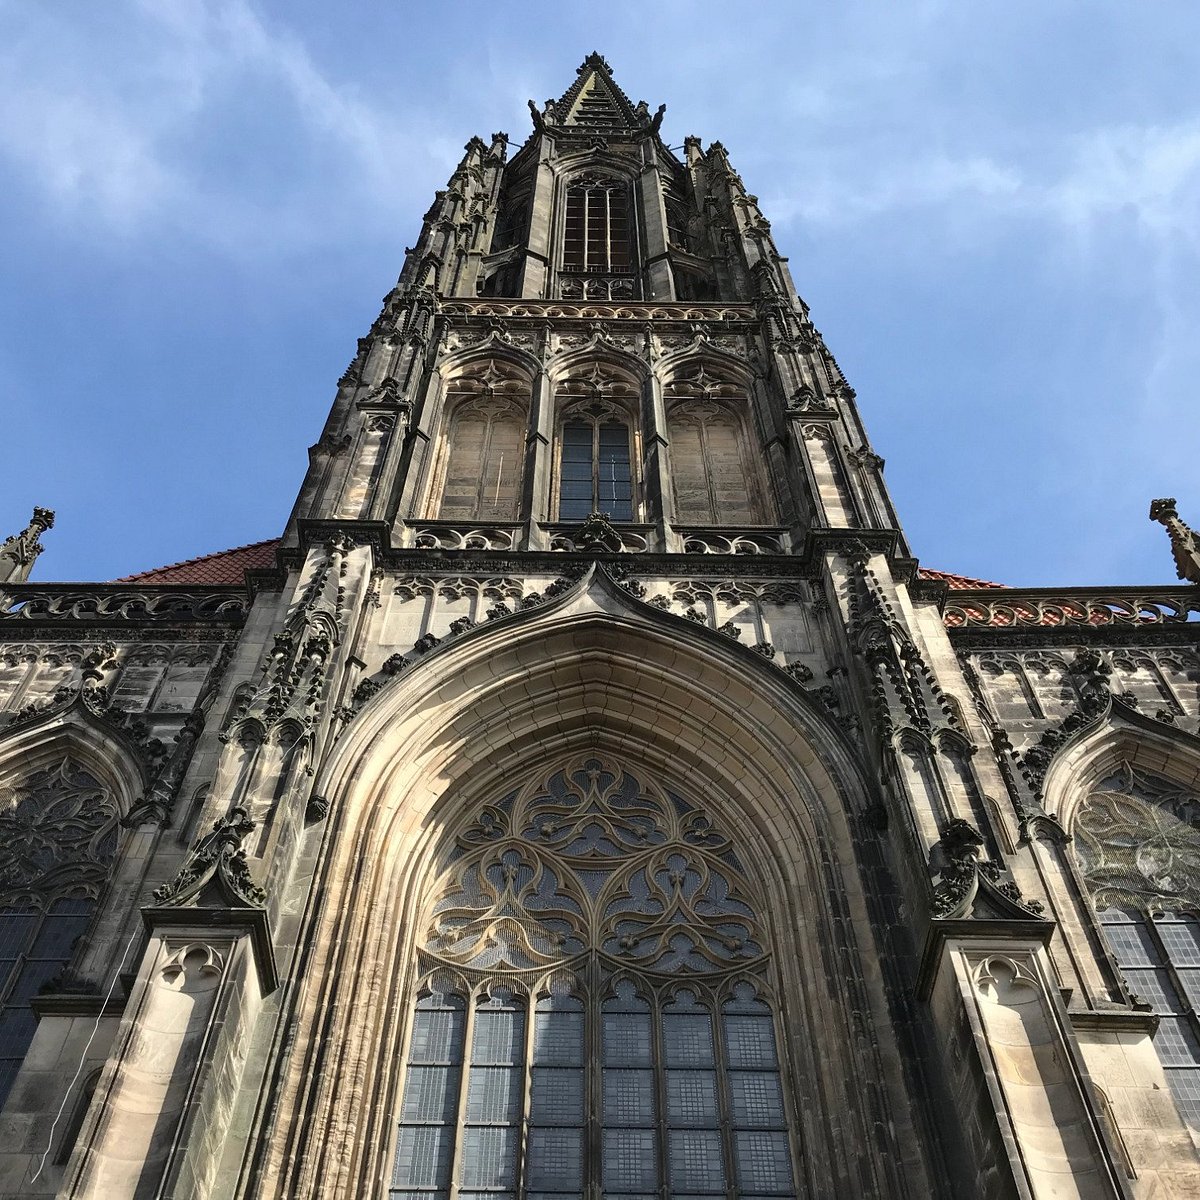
xmin=460 ymin=1127 xmax=518 ymax=1188
xmin=1164 ymin=1068 xmax=1200 ymax=1127
xmin=472 ymin=1007 xmax=525 ymax=1064
xmin=603 ymin=1128 xmax=658 ymax=1190
xmin=409 ymin=1002 xmax=466 ymax=1064
xmin=465 ymin=1067 xmax=522 ymax=1123
xmin=533 ymin=1010 xmax=582 ymax=1066
xmin=603 ymin=1011 xmax=653 ymax=1067
xmin=529 ymin=1067 xmax=584 ymax=1125
xmin=666 ymin=1070 xmax=719 ymax=1126
xmin=729 ymin=1072 xmax=786 ymax=1128
xmin=1160 ymin=918 xmax=1200 ymax=965
xmin=734 ymin=1130 xmax=795 ymax=1192
xmin=603 ymin=1068 xmax=656 ymax=1125
xmin=663 ymin=1012 xmax=714 ymax=1068
xmin=1101 ymin=921 xmax=1158 ymax=966
xmin=1155 ymin=1017 xmax=1200 ymax=1066
xmin=724 ymin=1014 xmax=778 ymax=1069
xmin=392 ymin=1127 xmax=455 ymax=1187
xmin=526 ymin=1128 xmax=582 ymax=1190
xmin=668 ymin=1129 xmax=726 ymax=1192
xmin=400 ymin=1067 xmax=459 ymax=1123
xmin=1123 ymin=968 xmax=1183 ymax=1013
xmin=1177 ymin=969 xmax=1200 ymax=1009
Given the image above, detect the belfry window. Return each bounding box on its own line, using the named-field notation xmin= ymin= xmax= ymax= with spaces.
xmin=0 ymin=757 xmax=118 ymax=1108
xmin=1074 ymin=761 xmax=1200 ymax=1127
xmin=664 ymin=366 xmax=771 ymax=527
xmin=388 ymin=756 xmax=797 ymax=1200
xmin=668 ymin=397 xmax=766 ymax=525
xmin=434 ymin=367 xmax=530 ymax=523
xmin=562 ymin=176 xmax=631 ymax=274
xmin=558 ymin=415 xmax=633 ymax=522
xmin=553 ymin=382 xmax=639 ymax=523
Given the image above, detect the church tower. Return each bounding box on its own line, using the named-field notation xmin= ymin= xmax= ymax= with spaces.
xmin=2 ymin=54 xmax=1200 ymax=1200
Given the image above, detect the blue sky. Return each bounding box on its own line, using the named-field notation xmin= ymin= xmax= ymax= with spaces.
xmin=2 ymin=1 xmax=1197 ymax=586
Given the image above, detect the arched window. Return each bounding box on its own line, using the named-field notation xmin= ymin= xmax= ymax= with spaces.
xmin=0 ymin=757 xmax=118 ymax=1108
xmin=435 ymin=367 xmax=530 ymax=522
xmin=388 ymin=756 xmax=798 ymax=1200
xmin=562 ymin=175 xmax=631 ymax=274
xmin=665 ymin=365 xmax=771 ymax=527
xmin=1074 ymin=760 xmax=1200 ymax=1127
xmin=668 ymin=397 xmax=767 ymax=525
xmin=554 ymin=392 xmax=638 ymax=523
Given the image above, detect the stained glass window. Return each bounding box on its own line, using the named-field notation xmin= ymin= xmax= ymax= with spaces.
xmin=1077 ymin=762 xmax=1200 ymax=1129
xmin=388 ymin=756 xmax=796 ymax=1198
xmin=0 ymin=757 xmax=118 ymax=1109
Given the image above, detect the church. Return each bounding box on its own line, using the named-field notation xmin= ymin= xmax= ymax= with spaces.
xmin=2 ymin=53 xmax=1200 ymax=1199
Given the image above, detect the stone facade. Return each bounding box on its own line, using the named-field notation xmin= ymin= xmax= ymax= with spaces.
xmin=1 ymin=53 xmax=1199 ymax=1199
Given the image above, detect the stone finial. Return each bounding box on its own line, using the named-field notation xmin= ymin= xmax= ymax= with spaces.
xmin=0 ymin=507 xmax=55 ymax=584
xmin=1150 ymin=498 xmax=1200 ymax=585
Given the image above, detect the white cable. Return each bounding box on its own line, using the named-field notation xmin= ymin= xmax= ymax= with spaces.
xmin=29 ymin=927 xmax=141 ymax=1184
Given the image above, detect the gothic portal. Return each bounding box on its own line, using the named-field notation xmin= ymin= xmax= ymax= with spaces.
xmin=2 ymin=53 xmax=1200 ymax=1200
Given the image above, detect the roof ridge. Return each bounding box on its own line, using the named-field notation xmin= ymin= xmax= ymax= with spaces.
xmin=113 ymin=537 xmax=280 ymax=583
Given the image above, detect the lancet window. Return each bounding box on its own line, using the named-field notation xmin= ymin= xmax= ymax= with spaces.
xmin=1074 ymin=760 xmax=1200 ymax=1126
xmin=435 ymin=365 xmax=530 ymax=523
xmin=553 ymin=375 xmax=640 ymax=523
xmin=0 ymin=757 xmax=119 ymax=1107
xmin=665 ymin=368 xmax=769 ymax=526
xmin=388 ymin=756 xmax=797 ymax=1200
xmin=559 ymin=174 xmax=638 ymax=301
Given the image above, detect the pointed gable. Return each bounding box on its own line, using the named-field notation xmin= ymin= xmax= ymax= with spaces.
xmin=551 ymin=52 xmax=647 ymax=134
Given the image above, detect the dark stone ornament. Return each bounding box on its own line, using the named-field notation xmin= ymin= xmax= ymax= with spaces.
xmin=930 ymin=818 xmax=1045 ymax=920
xmin=152 ymin=806 xmax=266 ymax=909
xmin=572 ymin=512 xmax=624 ymax=554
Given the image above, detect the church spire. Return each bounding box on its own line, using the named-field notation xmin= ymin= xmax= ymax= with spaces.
xmin=529 ymin=51 xmax=664 ymax=137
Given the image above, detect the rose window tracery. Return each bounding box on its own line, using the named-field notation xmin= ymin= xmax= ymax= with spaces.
xmin=390 ymin=756 xmax=796 ymax=1200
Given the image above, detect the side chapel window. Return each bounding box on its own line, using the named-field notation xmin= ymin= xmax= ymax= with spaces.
xmin=0 ymin=758 xmax=118 ymax=1107
xmin=388 ymin=756 xmax=798 ymax=1200
xmin=436 ymin=365 xmax=529 ymax=523
xmin=1075 ymin=760 xmax=1200 ymax=1126
xmin=666 ymin=368 xmax=770 ymax=526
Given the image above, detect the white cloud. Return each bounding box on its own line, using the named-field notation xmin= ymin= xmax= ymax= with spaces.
xmin=0 ymin=0 xmax=439 ymax=250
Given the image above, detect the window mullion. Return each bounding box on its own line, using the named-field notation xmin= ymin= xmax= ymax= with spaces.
xmin=591 ymin=421 xmax=601 ymax=513
xmin=447 ymin=994 xmax=479 ymax=1200
xmin=603 ymin=189 xmax=611 ymax=273
xmin=701 ymin=423 xmax=719 ymax=524
xmin=515 ymin=984 xmax=536 ymax=1200
xmin=585 ymin=955 xmax=601 ymax=1200
xmin=650 ymin=988 xmax=670 ymax=1200
xmin=710 ymin=986 xmax=739 ymax=1200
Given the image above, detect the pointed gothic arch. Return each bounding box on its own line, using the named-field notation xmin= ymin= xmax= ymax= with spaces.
xmin=261 ymin=572 xmax=915 ymax=1199
xmin=0 ymin=716 xmax=140 ymax=1108
xmin=1044 ymin=720 xmax=1200 ymax=1131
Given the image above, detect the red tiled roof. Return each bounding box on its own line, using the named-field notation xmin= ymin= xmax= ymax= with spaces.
xmin=114 ymin=539 xmax=279 ymax=584
xmin=114 ymin=539 xmax=1004 ymax=594
xmin=916 ymin=568 xmax=1005 ymax=590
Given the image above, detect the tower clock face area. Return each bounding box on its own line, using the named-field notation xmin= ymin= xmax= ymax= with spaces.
xmin=3 ymin=46 xmax=1199 ymax=1200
